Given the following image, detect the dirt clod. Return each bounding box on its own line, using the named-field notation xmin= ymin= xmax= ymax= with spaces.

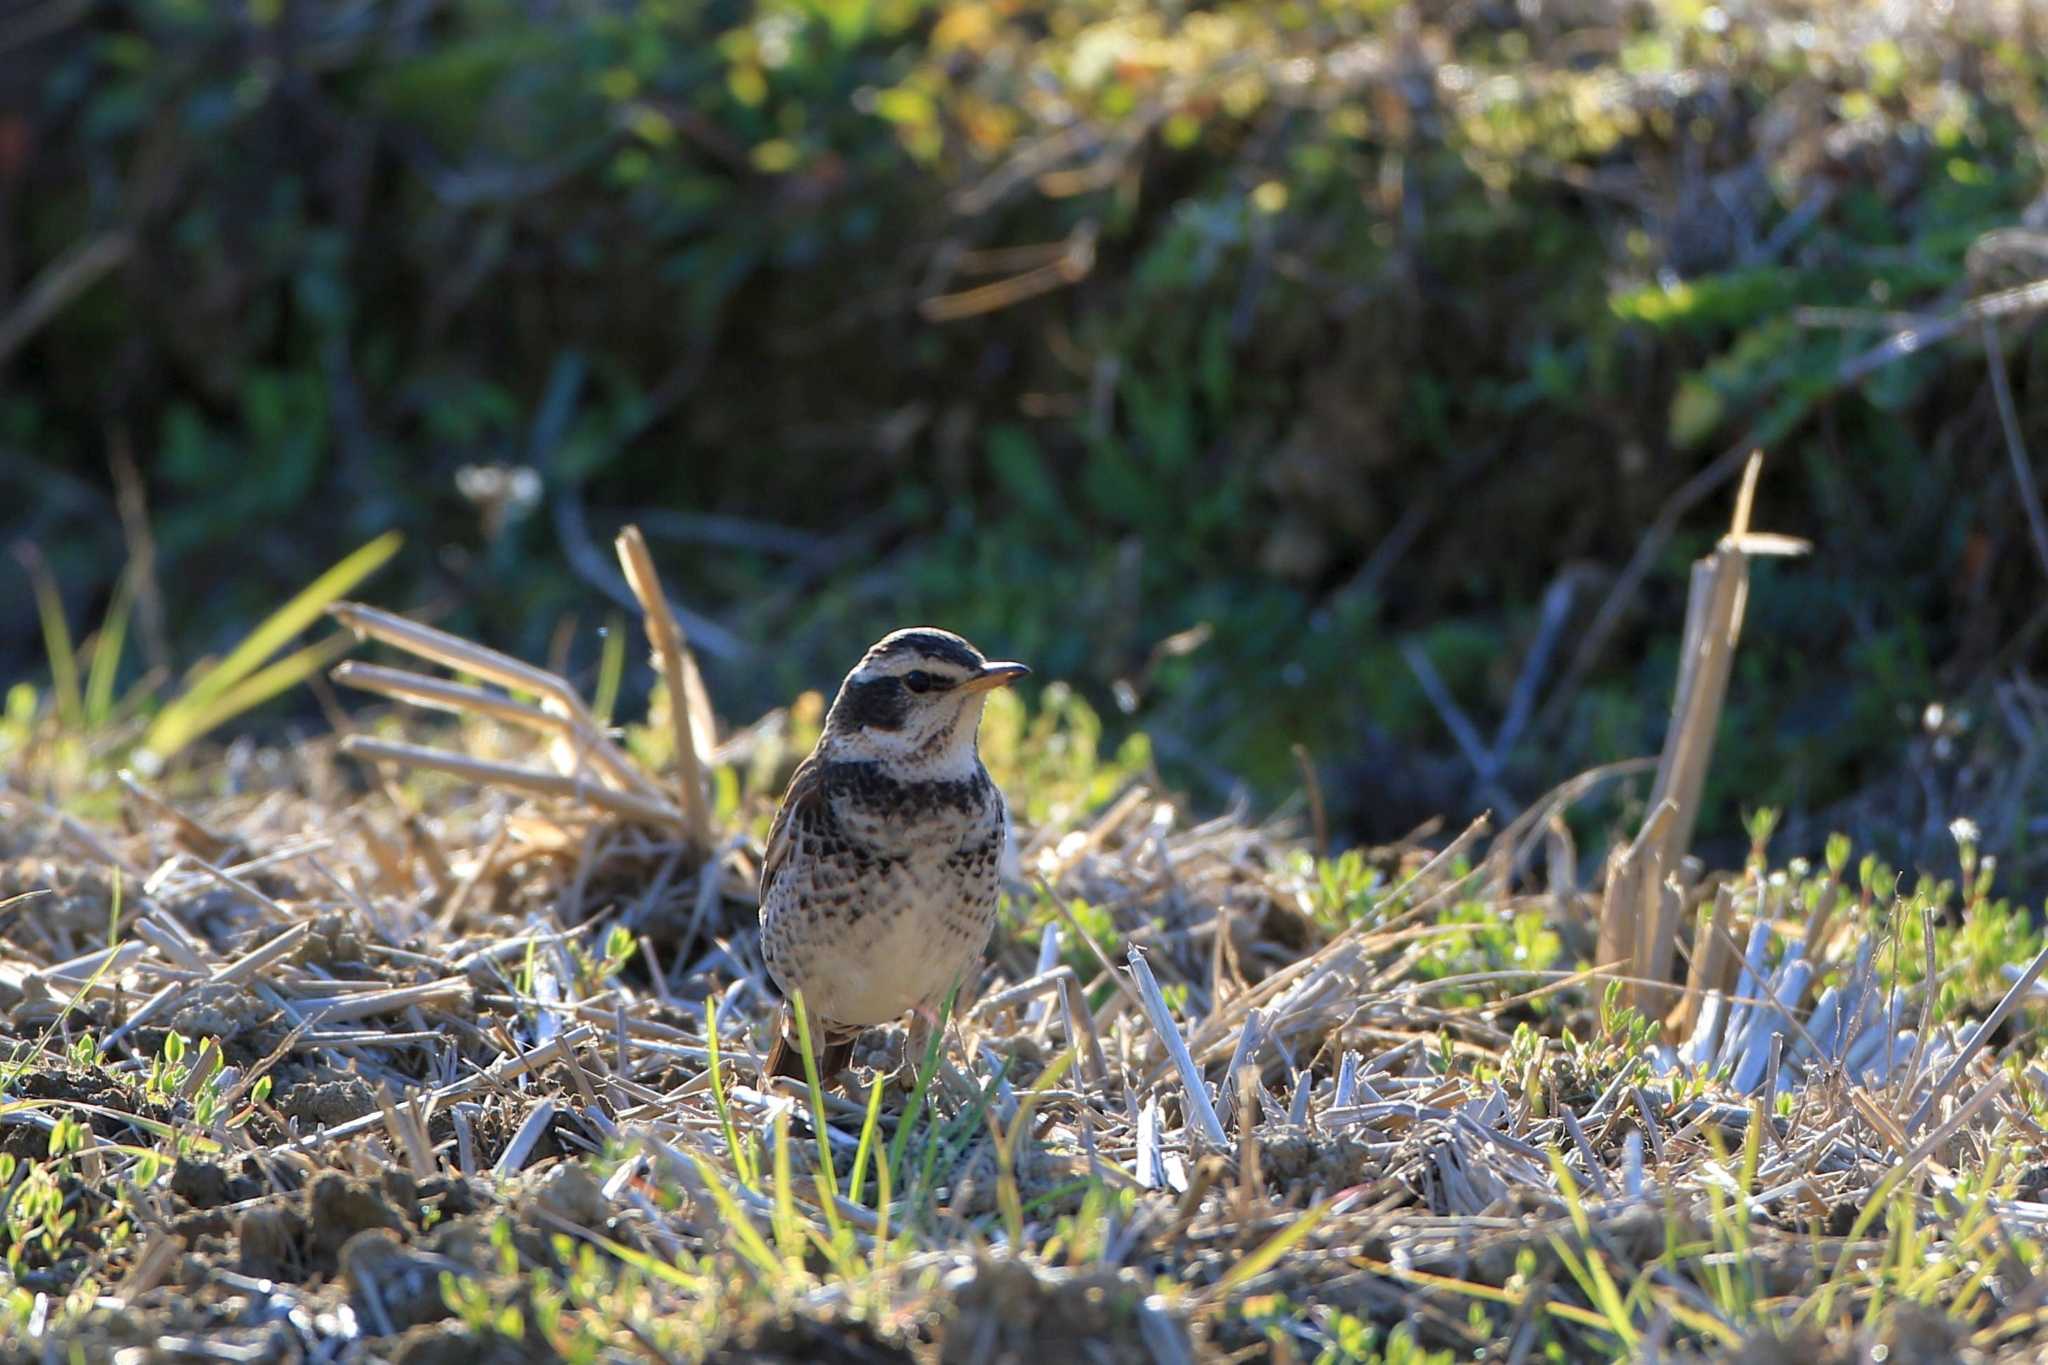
xmin=391 ymin=1321 xmax=555 ymax=1365
xmin=935 ymin=1258 xmax=1160 ymax=1364
xmin=160 ymin=981 xmax=274 ymax=1042
xmin=702 ymin=1310 xmax=917 ymax=1365
xmin=341 ymin=1227 xmax=455 ymax=1334
xmin=381 ymin=1165 xmax=419 ymax=1215
xmin=306 ymin=1171 xmax=405 ymax=1263
xmin=293 ymin=911 xmax=366 ymax=968
xmin=420 ymin=1175 xmax=482 ymax=1218
xmin=525 ymin=1160 xmax=607 ymax=1229
xmin=236 ymin=1202 xmax=305 ymax=1279
xmin=170 ymin=1158 xmax=234 ymax=1209
xmin=278 ymin=1075 xmax=377 ymax=1127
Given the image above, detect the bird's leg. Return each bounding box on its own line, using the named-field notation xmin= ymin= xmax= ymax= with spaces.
xmin=887 ymin=1001 xmax=959 ymax=1089
xmin=898 ymin=1002 xmax=942 ymax=1080
xmin=762 ymin=1007 xmax=857 ymax=1087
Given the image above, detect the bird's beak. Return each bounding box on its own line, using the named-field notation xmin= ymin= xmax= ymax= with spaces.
xmin=961 ymin=661 xmax=1030 ymax=693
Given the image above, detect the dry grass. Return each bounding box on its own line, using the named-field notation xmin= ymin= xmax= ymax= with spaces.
xmin=0 ymin=520 xmax=2040 ymax=1363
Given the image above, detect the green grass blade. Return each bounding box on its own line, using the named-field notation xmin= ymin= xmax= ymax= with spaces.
xmin=0 ymin=876 xmax=124 ymax=1092
xmin=870 ymin=1127 xmax=893 ymax=1265
xmin=563 ymin=1222 xmax=704 ymax=1293
xmin=790 ymin=991 xmax=840 ymax=1206
xmin=705 ymin=999 xmax=755 ymax=1189
xmin=1212 ymin=1199 xmax=1330 ymax=1298
xmin=1019 ymin=1177 xmax=1094 ymax=1219
xmin=688 ymin=1154 xmax=782 ymax=1282
xmin=886 ymin=986 xmax=957 ymax=1197
xmin=1007 ymin=1044 xmax=1076 ymax=1161
xmin=143 ymin=529 xmax=401 ymax=760
xmin=25 ymin=550 xmax=82 ymax=732
xmin=1548 ymin=1237 xmax=1631 ymax=1346
xmin=140 ymin=634 xmax=352 ymax=761
xmin=810 ymin=1173 xmax=848 ymax=1249
xmin=920 ymin=1052 xmax=1009 ymax=1215
xmin=84 ymin=569 xmax=135 ymax=730
xmin=990 ymin=1045 xmax=1077 ymax=1244
xmin=592 ymin=611 xmax=626 ymax=727
xmin=1549 ymin=1148 xmax=1593 ymax=1241
xmin=771 ymin=1111 xmax=802 ymax=1268
xmin=848 ymin=1072 xmax=885 ymax=1207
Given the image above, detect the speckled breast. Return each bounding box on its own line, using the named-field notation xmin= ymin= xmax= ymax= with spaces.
xmin=760 ymin=761 xmax=1005 ymax=1027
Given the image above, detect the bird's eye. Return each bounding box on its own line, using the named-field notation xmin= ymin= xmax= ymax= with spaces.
xmin=903 ymin=669 xmax=934 ymax=693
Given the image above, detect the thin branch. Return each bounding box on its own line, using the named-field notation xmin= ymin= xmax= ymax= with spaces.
xmin=0 ymin=231 xmax=132 ymax=368
xmin=615 ymin=525 xmax=714 ymax=853
xmin=338 ymin=735 xmax=681 ymax=829
xmin=1982 ymin=316 xmax=2048 ymax=587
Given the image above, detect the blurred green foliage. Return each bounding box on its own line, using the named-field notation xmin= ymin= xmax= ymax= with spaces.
xmin=5 ymin=0 xmax=2047 ymax=879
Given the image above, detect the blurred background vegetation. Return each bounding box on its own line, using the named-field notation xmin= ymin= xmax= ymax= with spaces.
xmin=4 ymin=0 xmax=2046 ymax=888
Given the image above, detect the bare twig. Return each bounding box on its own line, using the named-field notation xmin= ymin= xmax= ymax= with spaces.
xmin=1982 ymin=317 xmax=2048 ymax=586
xmin=1907 ymin=942 xmax=2048 ymax=1135
xmin=1126 ymin=947 xmax=1229 ymax=1151
xmin=331 ymin=602 xmax=664 ymax=807
xmin=0 ymin=231 xmax=132 ymax=368
xmin=1402 ymin=639 xmax=1517 ymax=817
xmin=338 ymin=735 xmax=681 ymax=828
xmin=615 ymin=526 xmax=713 ymax=853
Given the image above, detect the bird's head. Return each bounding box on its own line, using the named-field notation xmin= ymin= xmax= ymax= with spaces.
xmin=823 ymin=628 xmax=1028 ymax=772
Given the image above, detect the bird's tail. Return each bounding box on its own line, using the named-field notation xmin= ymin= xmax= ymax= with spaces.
xmin=761 ymin=1010 xmax=857 ymax=1084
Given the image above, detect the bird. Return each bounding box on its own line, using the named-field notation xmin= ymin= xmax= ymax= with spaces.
xmin=757 ymin=627 xmax=1028 ymax=1083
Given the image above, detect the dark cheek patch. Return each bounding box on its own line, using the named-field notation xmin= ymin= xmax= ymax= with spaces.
xmin=837 ymin=677 xmax=908 ymax=731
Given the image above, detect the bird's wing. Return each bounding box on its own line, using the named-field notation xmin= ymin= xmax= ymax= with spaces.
xmin=760 ymin=751 xmax=826 ymax=899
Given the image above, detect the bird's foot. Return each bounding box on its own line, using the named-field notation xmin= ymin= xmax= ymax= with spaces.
xmin=879 ymin=1005 xmax=944 ymax=1089
xmin=850 ymin=1027 xmax=907 ymax=1078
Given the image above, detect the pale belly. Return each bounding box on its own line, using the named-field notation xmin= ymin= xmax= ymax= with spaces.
xmin=762 ymin=855 xmax=998 ymax=1027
